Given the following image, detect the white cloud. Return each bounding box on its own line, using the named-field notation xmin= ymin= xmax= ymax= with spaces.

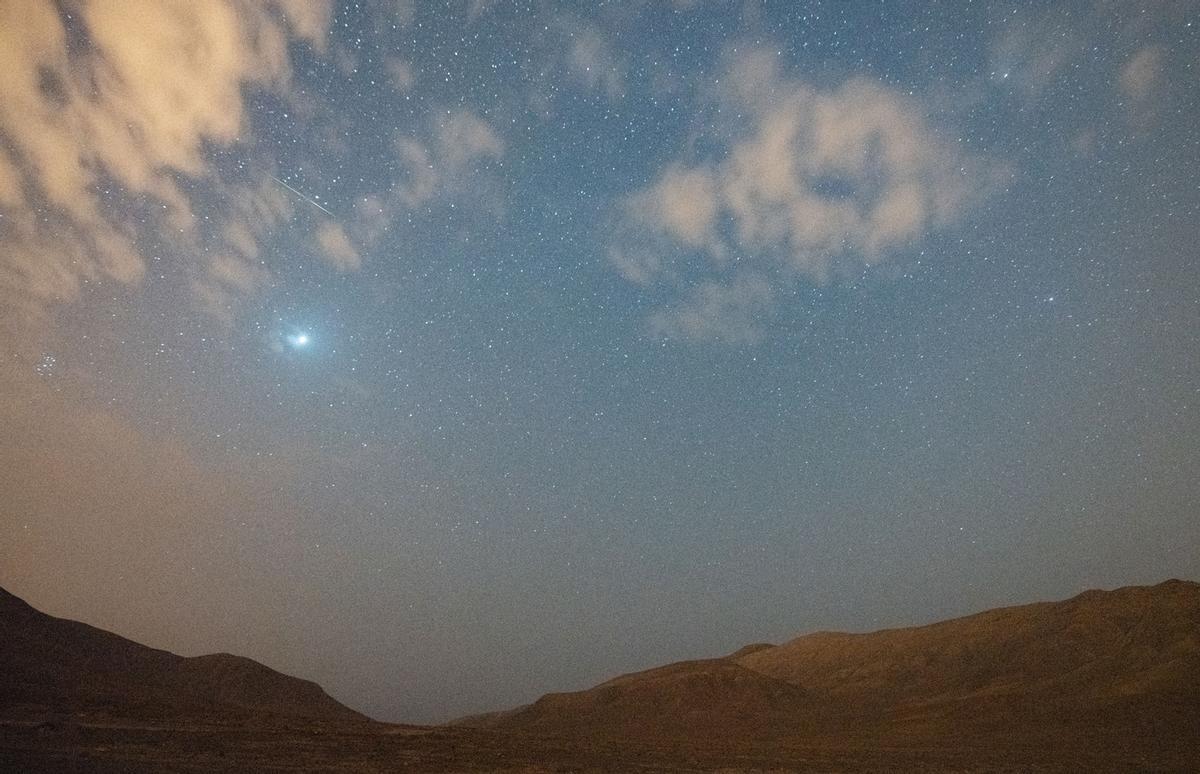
xmin=316 ymin=222 xmax=362 ymax=272
xmin=610 ymin=164 xmax=725 ymax=286
xmin=0 ymin=0 xmax=334 ymax=337
xmin=435 ymin=110 xmax=505 ymax=169
xmin=608 ymin=241 xmax=672 ymax=287
xmin=189 ymin=178 xmax=293 ymax=323
xmin=611 ymin=49 xmax=1006 ymax=343
xmin=632 ymin=165 xmax=722 ymax=251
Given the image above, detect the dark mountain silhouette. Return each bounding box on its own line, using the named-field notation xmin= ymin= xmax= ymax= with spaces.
xmin=0 ymin=586 xmax=365 ymax=723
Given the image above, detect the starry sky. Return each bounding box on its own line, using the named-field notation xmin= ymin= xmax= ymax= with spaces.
xmin=1 ymin=0 xmax=1198 ymax=723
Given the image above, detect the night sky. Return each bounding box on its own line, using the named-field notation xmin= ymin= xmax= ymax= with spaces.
xmin=1 ymin=0 xmax=1198 ymax=723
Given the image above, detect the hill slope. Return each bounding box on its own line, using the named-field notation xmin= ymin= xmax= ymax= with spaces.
xmin=738 ymin=579 xmax=1200 ymax=701
xmin=0 ymin=587 xmax=366 ymax=723
xmin=469 ymin=580 xmax=1200 ymax=757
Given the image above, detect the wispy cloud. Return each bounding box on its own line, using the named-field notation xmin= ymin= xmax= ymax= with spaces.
xmin=386 ymin=57 xmax=418 ymax=93
xmin=649 ymin=272 xmax=775 ymax=344
xmin=565 ymin=21 xmax=625 ymax=101
xmin=316 ymin=222 xmax=362 ymax=272
xmin=0 ymin=0 xmax=334 ymax=338
xmin=1119 ymin=44 xmax=1168 ymax=130
xmin=392 ymin=109 xmax=506 ymax=209
xmin=988 ymin=16 xmax=1081 ymax=100
xmin=611 ymin=48 xmax=1007 ymax=343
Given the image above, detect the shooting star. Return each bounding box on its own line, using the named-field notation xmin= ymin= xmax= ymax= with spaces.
xmin=271 ymin=175 xmax=334 ymax=216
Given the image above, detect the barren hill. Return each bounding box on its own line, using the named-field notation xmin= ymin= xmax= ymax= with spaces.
xmin=737 ymin=578 xmax=1200 ymax=703
xmin=466 ymin=580 xmax=1200 ymax=763
xmin=4 ymin=581 xmax=1199 ymax=771
xmin=0 ymin=587 xmax=365 ymax=723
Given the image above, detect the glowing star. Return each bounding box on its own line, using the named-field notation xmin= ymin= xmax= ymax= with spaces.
xmin=288 ymin=333 xmax=311 ymax=348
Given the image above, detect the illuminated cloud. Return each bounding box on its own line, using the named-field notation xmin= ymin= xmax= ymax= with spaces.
xmin=317 ymin=222 xmax=362 ymax=272
xmin=0 ymin=0 xmax=333 ymax=335
xmin=393 ymin=109 xmax=505 ymax=209
xmin=613 ymin=48 xmax=1007 ymax=342
xmin=435 ymin=110 xmax=505 ymax=170
xmin=632 ymin=166 xmax=722 ymax=254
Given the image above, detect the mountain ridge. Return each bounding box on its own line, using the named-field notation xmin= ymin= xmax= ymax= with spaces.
xmin=459 ymin=578 xmax=1200 ymax=754
xmin=0 ymin=586 xmax=367 ymax=724
xmin=3 ymin=580 xmax=1198 ymax=770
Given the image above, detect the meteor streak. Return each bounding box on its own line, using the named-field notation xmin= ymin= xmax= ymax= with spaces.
xmin=271 ymin=175 xmax=334 ymax=216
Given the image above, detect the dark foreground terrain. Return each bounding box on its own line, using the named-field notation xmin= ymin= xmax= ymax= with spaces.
xmin=3 ymin=581 xmax=1198 ymax=772
xmin=7 ymin=716 xmax=1197 ymax=773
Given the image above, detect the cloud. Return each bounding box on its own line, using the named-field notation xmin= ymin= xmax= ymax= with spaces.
xmin=0 ymin=0 xmax=333 ymax=340
xmin=345 ymin=109 xmax=505 ymax=243
xmin=988 ymin=16 xmax=1080 ymax=100
xmin=1119 ymin=44 xmax=1168 ymax=129
xmin=191 ymin=251 xmax=270 ymax=324
xmin=435 ymin=110 xmax=505 ymax=169
xmin=466 ymin=0 xmax=495 ymax=23
xmin=393 ymin=109 xmax=505 ymax=209
xmin=316 ymin=222 xmax=362 ymax=272
xmin=610 ymin=164 xmax=724 ymax=286
xmin=565 ymin=22 xmax=625 ymax=100
xmin=649 ymin=273 xmax=775 ymax=344
xmin=521 ymin=14 xmax=628 ymax=114
xmin=352 ymin=195 xmax=394 ymax=245
xmin=1120 ymin=45 xmax=1166 ymax=101
xmin=1118 ymin=44 xmax=1169 ymax=132
xmin=633 ymin=165 xmax=722 ymax=251
xmin=393 ymin=0 xmax=417 ymax=27
xmin=610 ymin=48 xmax=1006 ymax=342
xmin=386 ymin=58 xmax=417 ymax=92
xmin=394 ymin=139 xmax=440 ymax=208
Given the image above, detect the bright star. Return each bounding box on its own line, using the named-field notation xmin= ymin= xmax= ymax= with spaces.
xmin=287 ymin=332 xmax=311 ymax=348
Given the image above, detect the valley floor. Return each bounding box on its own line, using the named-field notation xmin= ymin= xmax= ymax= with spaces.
xmin=2 ymin=718 xmax=1194 ymax=773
